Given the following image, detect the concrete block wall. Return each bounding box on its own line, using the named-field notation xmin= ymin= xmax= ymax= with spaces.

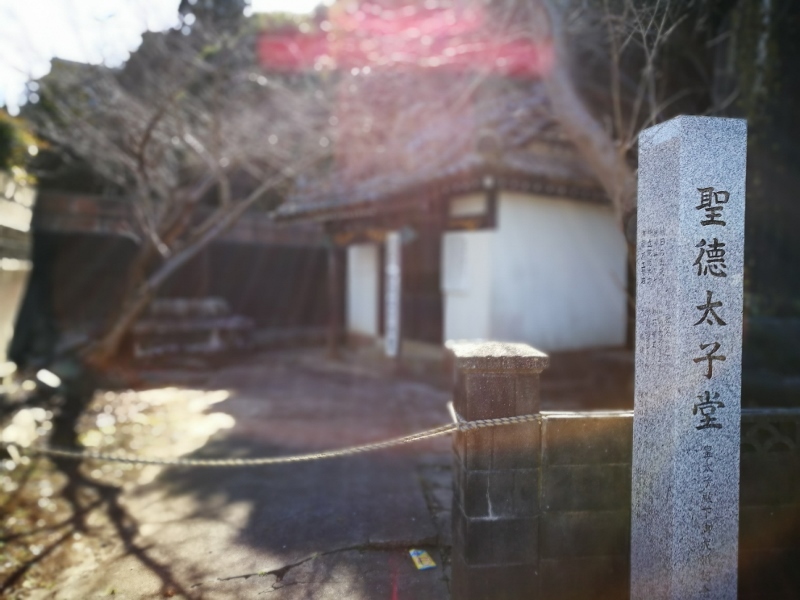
xmin=739 ymin=409 xmax=800 ymax=599
xmin=536 ymin=410 xmax=800 ymax=600
xmin=449 ymin=341 xmax=548 ymax=600
xmin=539 ymin=413 xmax=632 ymax=600
xmin=452 ymin=400 xmax=800 ymax=598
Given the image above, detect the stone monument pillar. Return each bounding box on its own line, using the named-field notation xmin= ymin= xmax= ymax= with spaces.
xmin=631 ymin=116 xmax=747 ymax=599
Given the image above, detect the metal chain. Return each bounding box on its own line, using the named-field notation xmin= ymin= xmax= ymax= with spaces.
xmin=1 ymin=413 xmax=539 ymax=468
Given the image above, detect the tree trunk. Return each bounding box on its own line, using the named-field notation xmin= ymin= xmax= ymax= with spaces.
xmin=83 ymin=282 xmax=156 ymax=369
xmin=539 ymin=0 xmax=638 ymax=225
xmin=121 ymin=239 xmax=157 ymax=299
xmin=83 ymin=176 xmax=285 ymax=368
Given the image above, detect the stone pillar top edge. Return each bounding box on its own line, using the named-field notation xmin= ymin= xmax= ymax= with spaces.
xmin=639 ymin=115 xmax=747 ymax=147
xmin=445 ymin=339 xmax=549 ymax=371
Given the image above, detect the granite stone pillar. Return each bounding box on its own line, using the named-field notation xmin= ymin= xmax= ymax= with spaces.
xmin=448 ymin=340 xmax=549 ymax=600
xmin=631 ymin=116 xmax=747 ymax=600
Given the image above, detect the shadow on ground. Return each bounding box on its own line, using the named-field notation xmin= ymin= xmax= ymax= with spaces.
xmin=38 ymin=350 xmax=453 ymax=599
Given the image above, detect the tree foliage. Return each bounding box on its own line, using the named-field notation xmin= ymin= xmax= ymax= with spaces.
xmin=23 ymin=11 xmax=333 ymax=365
xmin=0 ymin=111 xmax=38 ymax=174
xmin=503 ymin=0 xmax=741 ymax=226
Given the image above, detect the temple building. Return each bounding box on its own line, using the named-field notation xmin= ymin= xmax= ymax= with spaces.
xmin=277 ymin=73 xmax=628 ymax=359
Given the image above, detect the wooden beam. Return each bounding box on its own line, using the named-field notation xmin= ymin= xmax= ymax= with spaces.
xmin=32 ymin=193 xmax=326 ymax=247
xmin=326 ymin=244 xmax=344 ymax=359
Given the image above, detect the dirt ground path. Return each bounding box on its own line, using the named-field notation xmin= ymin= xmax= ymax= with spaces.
xmin=7 ymin=349 xmax=455 ymax=599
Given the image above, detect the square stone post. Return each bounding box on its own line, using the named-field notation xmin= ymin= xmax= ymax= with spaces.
xmin=448 ymin=340 xmax=549 ymax=600
xmin=631 ymin=116 xmax=746 ymax=599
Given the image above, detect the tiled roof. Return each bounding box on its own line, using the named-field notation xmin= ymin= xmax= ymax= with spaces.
xmin=277 ymin=75 xmax=604 ymax=220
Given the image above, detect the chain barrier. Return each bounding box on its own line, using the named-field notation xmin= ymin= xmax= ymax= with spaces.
xmin=0 ymin=412 xmax=540 ymax=468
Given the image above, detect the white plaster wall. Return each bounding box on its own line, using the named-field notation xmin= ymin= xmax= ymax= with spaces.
xmin=441 ymin=229 xmax=493 ymax=342
xmin=346 ymin=244 xmax=379 ymax=337
xmin=489 ymin=192 xmax=627 ymax=351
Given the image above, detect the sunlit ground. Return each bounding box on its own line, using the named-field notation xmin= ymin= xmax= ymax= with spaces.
xmin=0 ymin=385 xmax=236 ymax=594
xmin=0 ymin=352 xmax=454 ymax=597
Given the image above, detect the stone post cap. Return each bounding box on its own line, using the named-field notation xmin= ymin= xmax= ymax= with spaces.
xmin=639 ymin=115 xmax=746 ymax=148
xmin=445 ymin=340 xmax=549 ymax=372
